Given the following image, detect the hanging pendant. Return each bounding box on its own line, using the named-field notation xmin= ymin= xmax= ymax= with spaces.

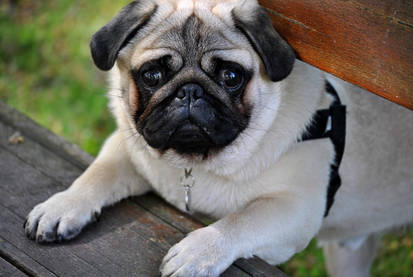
xmin=184 ymin=184 xmax=191 ymax=212
xmin=180 ymin=168 xmax=195 ymax=212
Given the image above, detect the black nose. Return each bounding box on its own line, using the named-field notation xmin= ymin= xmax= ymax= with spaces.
xmin=176 ymin=83 xmax=203 ymax=100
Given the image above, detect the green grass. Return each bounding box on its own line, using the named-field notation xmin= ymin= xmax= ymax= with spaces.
xmin=281 ymin=232 xmax=413 ymax=277
xmin=1 ymin=1 xmax=412 ymax=275
xmin=0 ymin=0 xmax=131 ymax=155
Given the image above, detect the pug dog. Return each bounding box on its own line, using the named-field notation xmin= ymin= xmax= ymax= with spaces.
xmin=25 ymin=0 xmax=413 ymax=276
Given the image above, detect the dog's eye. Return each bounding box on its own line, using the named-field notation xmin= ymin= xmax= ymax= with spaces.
xmin=142 ymin=70 xmax=162 ymax=87
xmin=219 ymin=69 xmax=243 ymax=90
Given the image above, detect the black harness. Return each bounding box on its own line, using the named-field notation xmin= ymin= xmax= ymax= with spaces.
xmin=301 ymin=81 xmax=346 ymax=217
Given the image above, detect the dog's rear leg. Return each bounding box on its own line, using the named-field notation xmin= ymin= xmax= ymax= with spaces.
xmin=322 ymin=233 xmax=380 ymax=277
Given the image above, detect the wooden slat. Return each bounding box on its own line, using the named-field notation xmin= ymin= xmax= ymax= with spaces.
xmin=0 ymin=147 xmax=184 ymax=276
xmin=0 ymin=257 xmax=27 ymax=277
xmin=0 ymin=101 xmax=93 ymax=170
xmin=235 ymin=258 xmax=288 ymax=277
xmin=134 ymin=194 xmax=204 ymax=233
xmin=0 ymin=149 xmax=117 ymax=276
xmin=0 ymin=122 xmax=83 ymax=187
xmin=0 ymin=237 xmax=57 ymax=277
xmin=260 ymin=0 xmax=413 ymax=110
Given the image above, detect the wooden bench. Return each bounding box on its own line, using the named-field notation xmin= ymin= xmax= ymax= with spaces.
xmin=261 ymin=0 xmax=413 ymax=110
xmin=0 ymin=100 xmax=286 ymax=276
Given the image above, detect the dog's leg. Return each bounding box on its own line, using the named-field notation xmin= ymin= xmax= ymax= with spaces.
xmin=24 ymin=130 xmax=151 ymax=243
xmin=160 ymin=193 xmax=325 ymax=277
xmin=160 ymin=140 xmax=333 ymax=277
xmin=323 ymin=234 xmax=380 ymax=277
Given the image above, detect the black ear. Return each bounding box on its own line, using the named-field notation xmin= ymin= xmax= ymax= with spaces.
xmin=232 ymin=7 xmax=296 ymax=82
xmin=90 ymin=1 xmax=157 ymax=71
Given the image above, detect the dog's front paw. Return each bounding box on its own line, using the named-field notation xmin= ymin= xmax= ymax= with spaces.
xmin=160 ymin=226 xmax=235 ymax=277
xmin=24 ymin=190 xmax=100 ymax=243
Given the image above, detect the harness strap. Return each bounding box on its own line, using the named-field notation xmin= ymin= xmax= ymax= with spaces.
xmin=301 ymin=81 xmax=346 ymax=217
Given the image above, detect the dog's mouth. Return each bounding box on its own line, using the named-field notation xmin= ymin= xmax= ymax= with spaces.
xmin=141 ymin=115 xmax=236 ymax=156
xmin=139 ymin=98 xmax=246 ymax=156
xmin=166 ymin=120 xmax=214 ymax=155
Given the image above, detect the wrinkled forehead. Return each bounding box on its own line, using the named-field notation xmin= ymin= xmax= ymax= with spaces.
xmin=126 ymin=2 xmax=254 ymax=71
xmin=154 ymin=15 xmax=232 ymax=56
xmin=159 ymin=0 xmax=248 ymax=19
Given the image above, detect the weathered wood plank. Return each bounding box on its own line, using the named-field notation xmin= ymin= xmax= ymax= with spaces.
xmin=134 ymin=194 xmax=204 ymax=233
xmin=0 ymin=147 xmax=168 ymax=276
xmin=0 ymin=121 xmax=83 ymax=187
xmin=0 ymin=257 xmax=27 ymax=277
xmin=0 ymin=237 xmax=57 ymax=277
xmin=235 ymin=257 xmax=288 ymax=277
xmin=220 ymin=266 xmax=251 ymax=277
xmin=0 ymin=206 xmax=107 ymax=277
xmin=0 ymin=150 xmax=112 ymax=276
xmin=0 ymin=101 xmax=93 ymax=170
xmin=260 ymin=0 xmax=413 ymax=110
xmin=0 ymin=146 xmax=68 ymax=215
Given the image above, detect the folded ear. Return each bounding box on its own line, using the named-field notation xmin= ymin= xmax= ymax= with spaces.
xmin=232 ymin=7 xmax=296 ymax=82
xmin=90 ymin=1 xmax=157 ymax=71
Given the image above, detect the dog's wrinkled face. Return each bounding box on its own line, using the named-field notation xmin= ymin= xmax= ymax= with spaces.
xmin=133 ymin=16 xmax=253 ymax=156
xmin=90 ymin=0 xmax=295 ymax=161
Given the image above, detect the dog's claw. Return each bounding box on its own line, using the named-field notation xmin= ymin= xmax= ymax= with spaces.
xmin=24 ymin=191 xmax=100 ymax=244
xmin=36 ymin=234 xmax=43 ymax=244
xmin=93 ymin=211 xmax=101 ymax=222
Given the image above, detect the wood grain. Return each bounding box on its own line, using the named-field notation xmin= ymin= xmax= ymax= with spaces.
xmin=0 ymin=237 xmax=57 ymax=277
xmin=0 ymin=257 xmax=27 ymax=277
xmin=260 ymin=0 xmax=413 ymax=110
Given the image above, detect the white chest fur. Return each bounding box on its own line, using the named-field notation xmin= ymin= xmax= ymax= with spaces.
xmin=129 ymin=138 xmax=334 ymax=220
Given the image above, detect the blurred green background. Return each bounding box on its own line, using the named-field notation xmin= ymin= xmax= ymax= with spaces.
xmin=0 ymin=0 xmax=412 ymax=276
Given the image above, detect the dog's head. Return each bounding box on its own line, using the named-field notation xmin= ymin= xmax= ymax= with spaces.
xmin=90 ymin=0 xmax=295 ymax=170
